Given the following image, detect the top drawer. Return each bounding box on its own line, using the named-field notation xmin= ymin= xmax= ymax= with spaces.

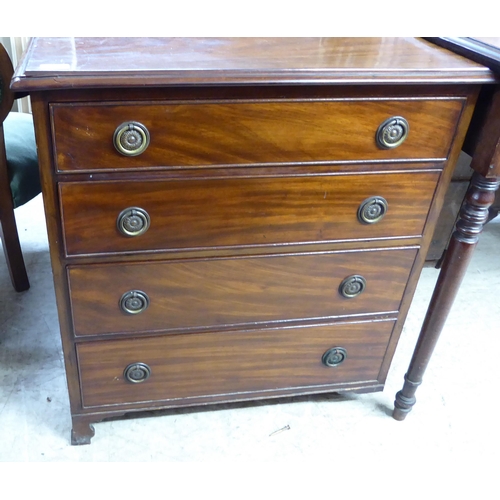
xmin=50 ymin=98 xmax=464 ymax=172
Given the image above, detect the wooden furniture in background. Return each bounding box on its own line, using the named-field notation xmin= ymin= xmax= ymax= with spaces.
xmin=393 ymin=37 xmax=500 ymax=420
xmin=426 ymin=151 xmax=500 ymax=267
xmin=425 ymin=151 xmax=474 ymax=266
xmin=437 ymin=39 xmax=500 ymax=219
xmin=11 ymin=37 xmax=495 ymax=443
xmin=0 ymin=43 xmax=40 ymax=292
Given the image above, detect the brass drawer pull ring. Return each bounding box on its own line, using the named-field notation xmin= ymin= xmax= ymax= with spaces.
xmin=358 ymin=196 xmax=388 ymax=224
xmin=124 ymin=363 xmax=152 ymax=383
xmin=113 ymin=121 xmax=150 ymax=156
xmin=120 ymin=290 xmax=150 ymax=314
xmin=322 ymin=347 xmax=347 ymax=367
xmin=339 ymin=275 xmax=366 ymax=298
xmin=376 ymin=116 xmax=409 ymax=149
xmin=117 ymin=207 xmax=150 ymax=237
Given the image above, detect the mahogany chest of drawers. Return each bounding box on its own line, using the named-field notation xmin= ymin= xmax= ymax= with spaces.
xmin=11 ymin=37 xmax=494 ymax=444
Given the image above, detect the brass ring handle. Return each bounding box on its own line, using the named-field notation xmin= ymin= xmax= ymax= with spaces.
xmin=124 ymin=363 xmax=152 ymax=383
xmin=113 ymin=121 xmax=150 ymax=156
xmin=322 ymin=347 xmax=347 ymax=367
xmin=120 ymin=290 xmax=150 ymax=315
xmin=117 ymin=207 xmax=150 ymax=237
xmin=376 ymin=116 xmax=409 ymax=149
xmin=339 ymin=275 xmax=366 ymax=298
xmin=358 ymin=196 xmax=388 ymax=224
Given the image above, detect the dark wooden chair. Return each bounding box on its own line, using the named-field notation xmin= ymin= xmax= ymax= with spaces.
xmin=0 ymin=43 xmax=41 ymax=291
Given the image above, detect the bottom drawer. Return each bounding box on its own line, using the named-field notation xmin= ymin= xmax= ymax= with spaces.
xmin=77 ymin=320 xmax=395 ymax=408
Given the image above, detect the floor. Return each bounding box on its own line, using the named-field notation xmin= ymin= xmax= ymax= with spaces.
xmin=1 ymin=194 xmax=499 ymax=466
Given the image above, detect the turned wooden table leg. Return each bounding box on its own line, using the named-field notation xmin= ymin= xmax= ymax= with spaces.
xmin=393 ymin=172 xmax=500 ymax=421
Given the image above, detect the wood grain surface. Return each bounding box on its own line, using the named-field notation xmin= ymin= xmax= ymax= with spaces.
xmin=12 ymin=38 xmax=495 ymax=91
xmin=51 ymin=98 xmax=464 ymax=171
xmin=59 ymin=171 xmax=439 ymax=256
xmin=77 ymin=319 xmax=395 ymax=408
xmin=67 ymin=248 xmax=417 ymax=336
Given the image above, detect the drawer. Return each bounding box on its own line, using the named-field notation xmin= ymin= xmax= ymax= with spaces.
xmin=51 ymin=98 xmax=464 ymax=172
xmin=77 ymin=320 xmax=395 ymax=408
xmin=60 ymin=172 xmax=439 ymax=256
xmin=68 ymin=248 xmax=417 ymax=336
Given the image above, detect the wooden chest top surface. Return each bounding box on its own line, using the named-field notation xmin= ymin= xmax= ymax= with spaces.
xmin=11 ymin=37 xmax=496 ymax=90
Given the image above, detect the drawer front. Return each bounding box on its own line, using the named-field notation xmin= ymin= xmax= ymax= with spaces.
xmin=51 ymin=98 xmax=464 ymax=171
xmin=77 ymin=320 xmax=395 ymax=408
xmin=60 ymin=172 xmax=439 ymax=256
xmin=68 ymin=248 xmax=417 ymax=336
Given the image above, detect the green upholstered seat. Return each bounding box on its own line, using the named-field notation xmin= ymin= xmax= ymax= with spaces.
xmin=3 ymin=111 xmax=40 ymax=208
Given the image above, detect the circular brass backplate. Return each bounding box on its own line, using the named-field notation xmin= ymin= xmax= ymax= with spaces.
xmin=358 ymin=196 xmax=388 ymax=224
xmin=339 ymin=275 xmax=367 ymax=298
xmin=117 ymin=207 xmax=150 ymax=237
xmin=113 ymin=121 xmax=150 ymax=156
xmin=120 ymin=290 xmax=150 ymax=315
xmin=376 ymin=116 xmax=409 ymax=149
xmin=322 ymin=347 xmax=347 ymax=367
xmin=124 ymin=363 xmax=152 ymax=383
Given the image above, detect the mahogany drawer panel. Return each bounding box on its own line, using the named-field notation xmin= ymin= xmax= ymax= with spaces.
xmin=77 ymin=320 xmax=395 ymax=408
xmin=60 ymin=172 xmax=439 ymax=256
xmin=68 ymin=248 xmax=417 ymax=336
xmin=51 ymin=98 xmax=464 ymax=171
